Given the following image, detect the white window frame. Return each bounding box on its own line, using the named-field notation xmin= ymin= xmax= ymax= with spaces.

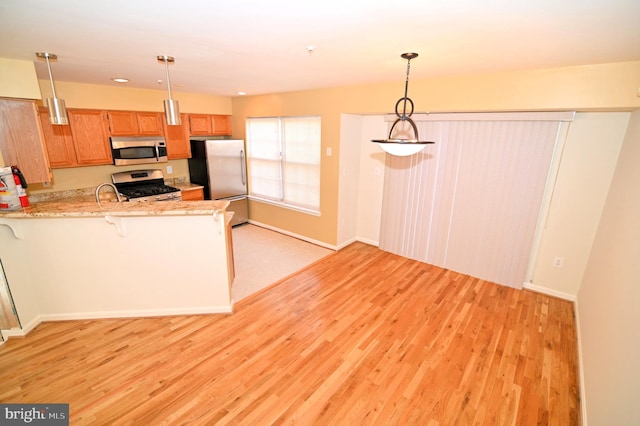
xmin=246 ymin=116 xmax=321 ymax=215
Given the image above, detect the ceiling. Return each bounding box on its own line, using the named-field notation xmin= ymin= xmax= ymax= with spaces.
xmin=1 ymin=0 xmax=639 ymax=98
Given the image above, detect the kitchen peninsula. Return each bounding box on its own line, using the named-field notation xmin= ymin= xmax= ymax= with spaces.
xmin=0 ymin=199 xmax=235 ymax=339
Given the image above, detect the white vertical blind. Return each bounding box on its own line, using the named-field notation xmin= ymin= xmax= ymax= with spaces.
xmin=379 ymin=116 xmax=564 ymax=288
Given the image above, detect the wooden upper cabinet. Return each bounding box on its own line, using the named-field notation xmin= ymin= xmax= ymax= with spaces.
xmin=107 ymin=111 xmax=138 ymax=136
xmin=136 ymin=112 xmax=163 ymax=135
xmin=212 ymin=115 xmax=231 ymax=135
xmin=67 ymin=109 xmax=112 ymax=166
xmin=107 ymin=111 xmax=163 ymax=136
xmin=0 ymin=98 xmax=51 ymax=183
xmin=39 ymin=108 xmax=77 ymax=168
xmin=189 ymin=114 xmax=212 ymax=135
xmin=163 ymin=114 xmax=191 ymax=159
xmin=189 ymin=114 xmax=232 ymax=136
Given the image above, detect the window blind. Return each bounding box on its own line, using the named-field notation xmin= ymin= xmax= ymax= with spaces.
xmin=246 ymin=116 xmax=321 ymax=212
xmin=379 ymin=116 xmax=564 ymax=288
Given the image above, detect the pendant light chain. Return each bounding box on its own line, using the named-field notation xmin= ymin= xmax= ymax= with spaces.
xmin=371 ymin=52 xmax=435 ymax=156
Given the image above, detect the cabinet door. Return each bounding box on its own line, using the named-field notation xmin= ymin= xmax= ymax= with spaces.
xmin=137 ymin=112 xmax=163 ymax=135
xmin=0 ymin=98 xmax=51 ymax=183
xmin=212 ymin=115 xmax=231 ymax=135
xmin=68 ymin=110 xmax=112 ymax=165
xmin=189 ymin=114 xmax=213 ymax=135
xmin=181 ymin=187 xmax=204 ymax=201
xmin=107 ymin=111 xmax=139 ymax=136
xmin=39 ymin=109 xmax=77 ymax=168
xmin=164 ymin=114 xmax=191 ymax=159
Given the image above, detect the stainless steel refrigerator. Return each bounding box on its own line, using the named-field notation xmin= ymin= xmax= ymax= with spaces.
xmin=188 ymin=139 xmax=248 ymax=226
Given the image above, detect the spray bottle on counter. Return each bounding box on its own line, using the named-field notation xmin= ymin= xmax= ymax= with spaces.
xmin=11 ymin=165 xmax=29 ymax=207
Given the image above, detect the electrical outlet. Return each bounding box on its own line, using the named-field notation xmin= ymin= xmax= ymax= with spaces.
xmin=553 ymin=256 xmax=564 ymax=268
xmin=166 ymin=165 xmax=173 ymax=174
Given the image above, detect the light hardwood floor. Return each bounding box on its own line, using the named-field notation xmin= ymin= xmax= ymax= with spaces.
xmin=0 ymin=243 xmax=580 ymax=425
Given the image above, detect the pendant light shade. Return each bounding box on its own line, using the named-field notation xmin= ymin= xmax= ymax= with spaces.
xmin=35 ymin=52 xmax=69 ymax=125
xmin=157 ymin=55 xmax=181 ymax=126
xmin=372 ymin=53 xmax=434 ymax=156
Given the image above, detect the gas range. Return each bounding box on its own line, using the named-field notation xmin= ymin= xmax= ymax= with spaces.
xmin=112 ymin=169 xmax=182 ymax=202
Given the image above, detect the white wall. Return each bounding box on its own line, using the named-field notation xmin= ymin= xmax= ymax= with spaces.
xmin=337 ymin=114 xmax=363 ymax=248
xmin=576 ymin=110 xmax=640 ymax=426
xmin=0 ymin=214 xmax=232 ymax=335
xmin=355 ymin=116 xmax=386 ymax=245
xmin=530 ymin=112 xmax=629 ymax=298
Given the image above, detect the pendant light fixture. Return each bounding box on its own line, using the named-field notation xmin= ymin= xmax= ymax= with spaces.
xmin=157 ymin=55 xmax=181 ymax=126
xmin=35 ymin=52 xmax=69 ymax=125
xmin=372 ymin=53 xmax=434 ymax=156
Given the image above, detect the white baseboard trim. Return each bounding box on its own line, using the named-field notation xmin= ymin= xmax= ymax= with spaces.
xmin=355 ymin=237 xmax=379 ymax=247
xmin=573 ymin=299 xmax=588 ymax=425
xmin=1 ymin=307 xmax=233 ymax=342
xmin=337 ymin=237 xmax=358 ymax=250
xmin=38 ymin=306 xmax=233 ymax=322
xmin=1 ymin=315 xmax=44 ymax=343
xmin=522 ymin=282 xmax=577 ymax=301
xmin=247 ymin=220 xmax=338 ymax=251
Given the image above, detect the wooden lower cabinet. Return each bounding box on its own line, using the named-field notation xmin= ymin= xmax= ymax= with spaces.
xmin=225 ymin=216 xmax=235 ymax=290
xmin=181 ymin=187 xmax=204 ymax=201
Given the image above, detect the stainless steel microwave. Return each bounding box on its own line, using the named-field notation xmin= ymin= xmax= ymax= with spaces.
xmin=110 ymin=136 xmax=168 ymax=166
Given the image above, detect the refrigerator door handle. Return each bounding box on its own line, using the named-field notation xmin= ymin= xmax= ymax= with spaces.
xmin=240 ymin=149 xmax=247 ymax=186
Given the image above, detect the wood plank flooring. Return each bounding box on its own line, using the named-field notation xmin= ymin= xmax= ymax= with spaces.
xmin=0 ymin=242 xmax=580 ymax=425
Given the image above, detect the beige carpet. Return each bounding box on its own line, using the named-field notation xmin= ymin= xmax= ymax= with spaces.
xmin=231 ymin=224 xmax=334 ymax=302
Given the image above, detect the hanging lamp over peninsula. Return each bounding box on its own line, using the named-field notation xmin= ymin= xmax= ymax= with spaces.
xmin=35 ymin=52 xmax=69 ymax=125
xmin=157 ymin=55 xmax=181 ymax=126
xmin=372 ymin=53 xmax=434 ymax=156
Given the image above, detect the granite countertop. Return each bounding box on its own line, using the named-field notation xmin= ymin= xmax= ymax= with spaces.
xmin=0 ymin=199 xmax=230 ymax=218
xmin=0 ymin=179 xmax=225 ymax=219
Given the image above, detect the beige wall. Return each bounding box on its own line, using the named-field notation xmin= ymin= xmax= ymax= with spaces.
xmin=0 ymin=58 xmax=41 ymax=166
xmin=232 ymin=61 xmax=640 ymax=246
xmin=576 ymin=110 xmax=640 ymax=425
xmin=0 ymin=58 xmax=41 ymax=100
xmin=530 ymin=112 xmax=629 ymax=297
xmin=38 ymin=80 xmax=231 ymax=113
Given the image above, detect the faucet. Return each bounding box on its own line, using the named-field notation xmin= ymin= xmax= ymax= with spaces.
xmin=95 ymin=183 xmax=122 ymax=206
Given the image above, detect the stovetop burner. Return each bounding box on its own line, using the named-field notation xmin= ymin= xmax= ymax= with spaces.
xmin=111 ymin=169 xmax=182 ymax=202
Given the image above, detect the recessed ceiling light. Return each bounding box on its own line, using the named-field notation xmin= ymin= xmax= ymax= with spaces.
xmin=236 ymin=91 xmax=247 ymax=96
xmin=112 ymin=77 xmax=129 ymax=83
